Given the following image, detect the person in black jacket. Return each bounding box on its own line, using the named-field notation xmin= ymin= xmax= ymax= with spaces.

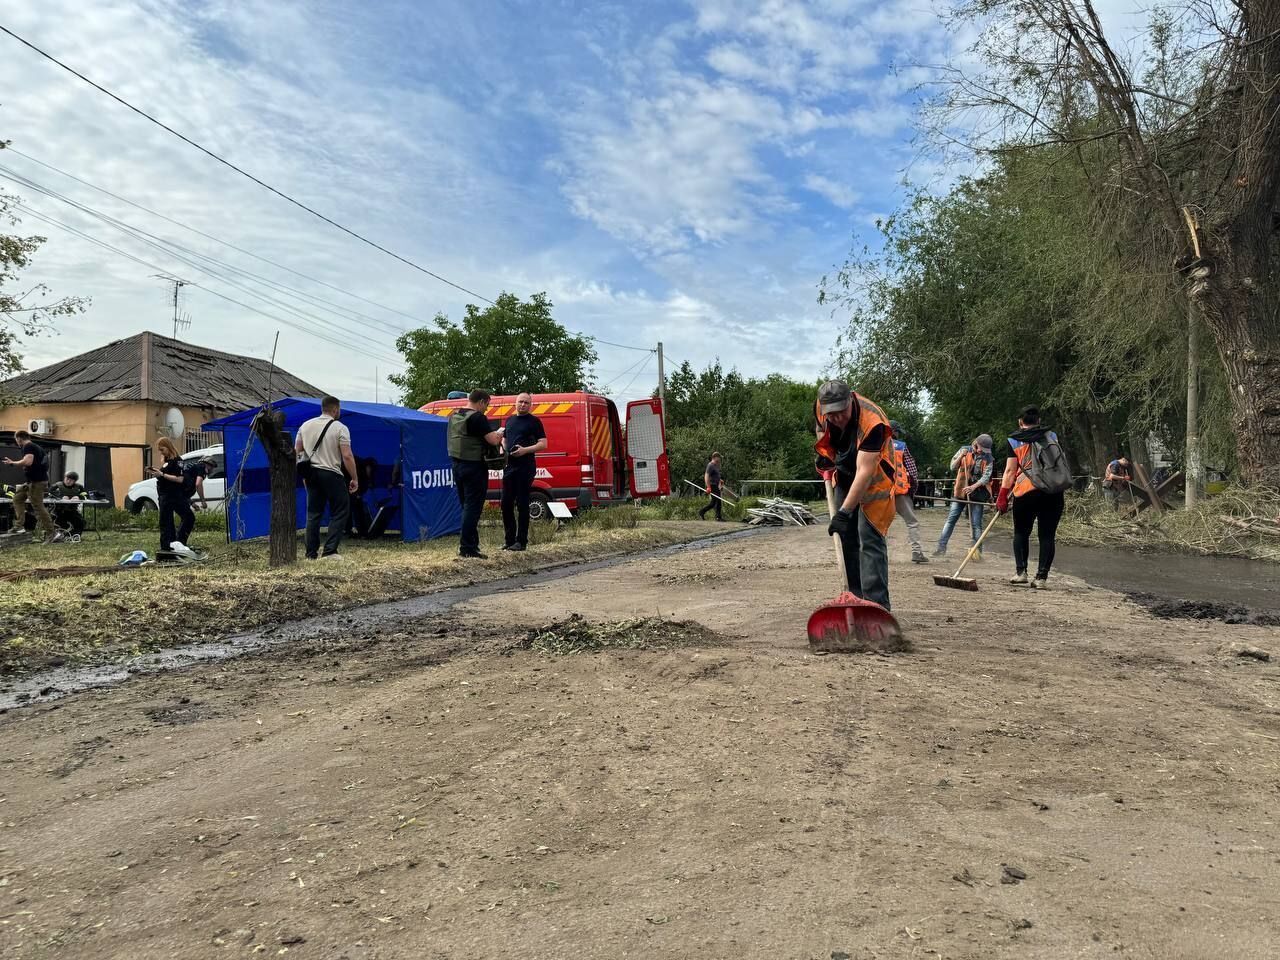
xmin=148 ymin=438 xmax=209 ymax=558
xmin=50 ymin=471 xmax=86 ymax=536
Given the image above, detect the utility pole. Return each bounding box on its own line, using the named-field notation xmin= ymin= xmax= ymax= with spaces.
xmin=656 ymin=341 xmax=666 ymax=429
xmin=1186 ymin=308 xmax=1202 ymax=508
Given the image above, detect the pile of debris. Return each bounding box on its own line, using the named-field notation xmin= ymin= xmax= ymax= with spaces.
xmin=744 ymin=497 xmax=817 ymax=527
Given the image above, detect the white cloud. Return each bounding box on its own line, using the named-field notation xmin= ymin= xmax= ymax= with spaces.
xmin=804 ymin=174 xmax=860 ymax=210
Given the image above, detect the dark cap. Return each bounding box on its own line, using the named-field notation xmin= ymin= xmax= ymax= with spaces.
xmin=975 ymin=433 xmax=993 ymax=450
xmin=889 ymin=419 xmax=904 ymax=438
xmin=817 ymin=379 xmax=852 ymax=414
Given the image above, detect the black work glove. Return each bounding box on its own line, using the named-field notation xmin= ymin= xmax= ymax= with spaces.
xmin=828 ymin=508 xmax=854 ymax=538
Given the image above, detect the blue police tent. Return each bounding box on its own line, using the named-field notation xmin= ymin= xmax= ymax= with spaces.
xmin=204 ymin=398 xmax=461 ymax=543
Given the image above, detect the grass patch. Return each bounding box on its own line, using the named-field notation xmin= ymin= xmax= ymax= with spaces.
xmin=0 ymin=515 xmax=727 ymax=677
xmin=517 ymin=614 xmax=720 ymax=655
xmin=1057 ymin=486 xmax=1280 ymax=561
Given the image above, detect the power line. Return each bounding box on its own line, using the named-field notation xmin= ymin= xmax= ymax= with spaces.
xmin=0 ymin=168 xmax=407 ymax=361
xmin=615 ymin=356 xmax=653 ymax=398
xmin=596 ymin=353 xmax=651 ymax=392
xmin=0 ymin=27 xmax=657 ymax=355
xmin=0 ymin=24 xmax=494 ymax=306
xmin=4 ymin=146 xmax=423 ymax=330
xmin=15 ymin=202 xmax=406 ymax=368
xmin=0 ymin=163 xmax=408 ymax=339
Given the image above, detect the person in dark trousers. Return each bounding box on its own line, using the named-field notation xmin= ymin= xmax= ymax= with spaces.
xmin=698 ymin=452 xmax=725 ymax=520
xmin=347 ymin=456 xmax=378 ymax=538
xmin=149 ymin=440 xmax=197 ymax=560
xmin=814 ymin=380 xmax=898 ymax=610
xmin=997 ymin=405 xmax=1066 ymax=589
xmin=4 ymin=429 xmax=60 ymax=542
xmin=448 ymin=389 xmax=505 ymax=559
xmin=50 ymin=471 xmax=86 ymax=536
xmin=1103 ymin=455 xmax=1132 ymax=509
xmin=501 ymin=392 xmax=547 ymax=551
xmin=295 ymin=396 xmax=358 ymax=560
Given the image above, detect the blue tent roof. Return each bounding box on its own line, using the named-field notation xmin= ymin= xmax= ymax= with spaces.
xmin=205 ymin=397 xmax=446 ymax=429
xmin=203 ymin=397 xmax=460 ymax=544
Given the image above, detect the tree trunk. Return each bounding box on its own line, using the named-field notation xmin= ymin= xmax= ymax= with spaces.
xmin=1190 ymin=249 xmax=1280 ymax=488
xmin=1185 ymin=307 xmax=1202 ymax=507
xmin=253 ymin=410 xmax=298 ymax=567
xmin=1085 ymin=410 xmax=1118 ymax=490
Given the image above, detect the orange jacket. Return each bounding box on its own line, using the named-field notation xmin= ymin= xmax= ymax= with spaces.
xmin=814 ymin=394 xmax=897 ymax=535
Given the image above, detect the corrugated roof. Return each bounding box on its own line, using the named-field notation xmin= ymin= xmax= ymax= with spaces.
xmin=0 ymin=332 xmax=326 ymax=409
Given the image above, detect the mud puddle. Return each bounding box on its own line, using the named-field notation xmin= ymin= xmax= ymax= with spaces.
xmin=0 ymin=529 xmax=760 ymax=710
xmin=981 ymin=531 xmax=1279 ymax=624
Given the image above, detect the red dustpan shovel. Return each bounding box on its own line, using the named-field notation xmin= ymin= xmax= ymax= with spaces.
xmin=807 ymin=478 xmax=907 ymax=653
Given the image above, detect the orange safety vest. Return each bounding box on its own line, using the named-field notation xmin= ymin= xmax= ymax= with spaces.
xmin=814 ymin=394 xmax=897 ymax=536
xmin=891 ymin=440 xmax=910 ymax=496
xmin=1008 ymin=433 xmax=1057 ymax=498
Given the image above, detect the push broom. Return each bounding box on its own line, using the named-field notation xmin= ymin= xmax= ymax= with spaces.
xmin=933 ymin=512 xmax=1003 ymax=591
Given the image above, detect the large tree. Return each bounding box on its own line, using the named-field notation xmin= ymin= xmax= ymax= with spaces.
xmin=930 ymin=0 xmax=1280 ymax=485
xmin=391 ymin=292 xmax=596 ymax=408
xmin=0 ymin=180 xmax=88 ymax=384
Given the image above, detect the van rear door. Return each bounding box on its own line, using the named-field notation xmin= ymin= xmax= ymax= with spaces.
xmin=587 ymin=400 xmax=616 ymax=500
xmin=625 ymin=399 xmax=669 ymax=498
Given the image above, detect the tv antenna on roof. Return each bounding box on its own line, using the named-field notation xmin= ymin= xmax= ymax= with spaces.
xmin=152 ymin=274 xmax=191 ymax=339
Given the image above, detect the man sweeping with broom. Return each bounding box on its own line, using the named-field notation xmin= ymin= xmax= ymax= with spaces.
xmin=814 ymin=380 xmax=898 ymax=610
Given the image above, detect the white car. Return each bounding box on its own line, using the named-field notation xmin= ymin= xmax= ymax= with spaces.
xmin=124 ymin=444 xmax=227 ymax=513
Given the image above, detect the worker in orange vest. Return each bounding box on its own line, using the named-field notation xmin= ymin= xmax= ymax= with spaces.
xmin=889 ymin=420 xmax=928 ymax=564
xmin=814 ymin=380 xmax=897 ymax=609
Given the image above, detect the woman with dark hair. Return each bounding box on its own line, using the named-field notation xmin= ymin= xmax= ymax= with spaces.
xmin=148 ymin=437 xmax=197 ymax=558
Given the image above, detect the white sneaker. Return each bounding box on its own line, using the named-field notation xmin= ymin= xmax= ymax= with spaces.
xmin=169 ymin=541 xmax=196 ymax=557
xmin=1009 ymin=572 xmax=1028 ymax=585
xmin=1031 ymin=577 xmax=1050 ymax=590
xmin=319 ymin=552 xmax=346 ymax=561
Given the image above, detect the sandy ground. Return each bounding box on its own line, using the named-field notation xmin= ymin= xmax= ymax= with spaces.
xmin=2 ymin=518 xmax=1278 ymax=960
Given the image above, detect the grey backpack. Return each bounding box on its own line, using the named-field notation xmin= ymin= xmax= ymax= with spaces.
xmin=1024 ymin=434 xmax=1072 ymax=494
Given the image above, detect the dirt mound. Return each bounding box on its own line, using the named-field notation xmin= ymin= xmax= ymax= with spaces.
xmin=516 ymin=613 xmax=725 ymax=654
xmin=1127 ymin=591 xmax=1280 ymax=626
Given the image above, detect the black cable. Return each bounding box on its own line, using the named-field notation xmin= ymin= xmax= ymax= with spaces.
xmin=4 ymin=147 xmax=421 ymax=330
xmin=0 ymin=27 xmax=658 ymax=354
xmin=0 ymin=164 xmax=408 ymax=340
xmin=16 ymin=202 xmax=406 ymax=368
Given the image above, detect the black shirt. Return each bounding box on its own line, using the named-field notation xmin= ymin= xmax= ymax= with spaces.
xmin=464 ymin=411 xmax=493 ymax=438
xmin=503 ymin=413 xmax=546 ymax=475
xmin=827 ymin=421 xmax=891 ymax=481
xmin=157 ymin=456 xmax=188 ymax=501
xmin=20 ymin=441 xmax=48 ymax=483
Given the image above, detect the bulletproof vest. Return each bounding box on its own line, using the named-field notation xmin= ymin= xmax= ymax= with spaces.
xmin=447 ymin=409 xmax=486 ymax=461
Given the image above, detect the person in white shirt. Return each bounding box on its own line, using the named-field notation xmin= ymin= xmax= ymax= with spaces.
xmin=295 ymin=396 xmax=358 ymax=559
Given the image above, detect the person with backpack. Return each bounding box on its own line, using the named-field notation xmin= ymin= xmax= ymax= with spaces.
xmin=996 ymin=406 xmax=1071 ymax=589
xmin=888 ymin=421 xmax=928 ymax=564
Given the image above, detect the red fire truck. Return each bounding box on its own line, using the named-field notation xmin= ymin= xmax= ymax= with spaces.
xmin=420 ymin=392 xmax=670 ymax=521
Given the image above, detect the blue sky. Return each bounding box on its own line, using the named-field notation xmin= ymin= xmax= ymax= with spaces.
xmin=1 ymin=0 xmax=961 ymax=401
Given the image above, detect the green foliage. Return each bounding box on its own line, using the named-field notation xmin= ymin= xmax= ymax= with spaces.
xmin=821 ymin=144 xmax=1214 ymax=476
xmin=390 ymin=292 xmax=597 ymax=408
xmin=662 ymin=361 xmax=817 ymax=487
xmin=0 ymin=182 xmax=89 ymax=381
xmin=97 ymin=508 xmax=225 ymax=533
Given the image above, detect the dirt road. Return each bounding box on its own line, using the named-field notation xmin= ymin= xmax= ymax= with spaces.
xmin=2 ymin=520 xmax=1278 ymax=959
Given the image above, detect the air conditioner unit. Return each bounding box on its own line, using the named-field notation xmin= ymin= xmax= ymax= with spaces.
xmin=27 ymin=418 xmax=55 ymax=435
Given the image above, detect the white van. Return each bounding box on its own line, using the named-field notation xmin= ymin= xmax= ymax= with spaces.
xmin=124 ymin=444 xmax=226 ymax=513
